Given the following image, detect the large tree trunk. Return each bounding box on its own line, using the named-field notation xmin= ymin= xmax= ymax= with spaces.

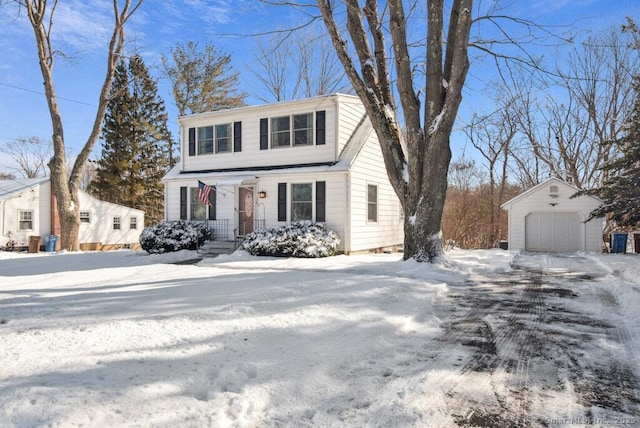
xmin=23 ymin=0 xmax=141 ymax=250
xmin=318 ymin=0 xmax=471 ymax=262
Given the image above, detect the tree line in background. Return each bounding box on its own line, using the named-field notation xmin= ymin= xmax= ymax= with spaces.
xmin=2 ymin=1 xmax=639 ymax=255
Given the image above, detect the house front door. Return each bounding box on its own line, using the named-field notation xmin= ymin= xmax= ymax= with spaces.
xmin=238 ymin=186 xmax=254 ymax=235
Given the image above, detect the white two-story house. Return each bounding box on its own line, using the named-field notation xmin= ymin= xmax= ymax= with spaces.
xmin=162 ymin=93 xmax=404 ymax=254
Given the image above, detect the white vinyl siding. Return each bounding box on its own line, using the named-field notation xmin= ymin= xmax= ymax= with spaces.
xmin=180 ymin=95 xmax=353 ymax=172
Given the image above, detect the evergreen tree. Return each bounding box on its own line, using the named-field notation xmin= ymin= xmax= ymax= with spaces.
xmin=581 ymin=78 xmax=640 ymax=228
xmin=89 ymin=55 xmax=175 ymax=225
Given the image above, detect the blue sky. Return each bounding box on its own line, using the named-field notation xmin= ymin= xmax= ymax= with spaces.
xmin=0 ymin=0 xmax=637 ymax=171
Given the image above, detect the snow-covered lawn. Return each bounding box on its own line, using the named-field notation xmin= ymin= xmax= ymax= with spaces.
xmin=0 ymin=249 xmax=638 ymax=427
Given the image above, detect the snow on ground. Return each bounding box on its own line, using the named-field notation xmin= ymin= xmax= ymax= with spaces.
xmin=0 ymin=248 xmax=639 ymax=427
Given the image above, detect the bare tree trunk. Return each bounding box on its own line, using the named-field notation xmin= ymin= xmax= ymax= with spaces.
xmin=318 ymin=0 xmax=472 ymax=261
xmin=22 ymin=0 xmax=142 ymax=250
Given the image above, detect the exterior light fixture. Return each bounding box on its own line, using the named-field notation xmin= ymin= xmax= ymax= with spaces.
xmin=259 ymin=191 xmax=267 ymax=198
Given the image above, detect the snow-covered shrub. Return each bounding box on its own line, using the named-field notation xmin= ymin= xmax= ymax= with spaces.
xmin=242 ymin=221 xmax=341 ymax=258
xmin=140 ymin=220 xmax=211 ymax=254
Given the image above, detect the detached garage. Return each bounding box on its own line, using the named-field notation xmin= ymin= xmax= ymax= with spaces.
xmin=501 ymin=178 xmax=604 ymax=252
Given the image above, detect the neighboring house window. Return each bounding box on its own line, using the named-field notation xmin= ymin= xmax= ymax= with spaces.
xmin=291 ymin=183 xmax=313 ymax=221
xmin=190 ymin=187 xmax=207 ymax=220
xmin=367 ymin=184 xmax=378 ymax=222
xmin=130 ymin=216 xmax=137 ymax=230
xmin=215 ymin=123 xmax=232 ymax=153
xmin=80 ymin=211 xmax=91 ymax=223
xmin=198 ymin=126 xmax=214 ymax=154
xmin=18 ymin=210 xmax=33 ymax=231
xmin=113 ymin=216 xmax=121 ymax=230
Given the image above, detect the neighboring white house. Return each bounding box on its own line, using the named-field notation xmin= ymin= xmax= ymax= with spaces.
xmin=0 ymin=177 xmax=144 ymax=251
xmin=500 ymin=177 xmax=604 ymax=252
xmin=162 ymin=93 xmax=404 ymax=254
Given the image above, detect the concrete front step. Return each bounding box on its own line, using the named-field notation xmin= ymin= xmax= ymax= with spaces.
xmin=197 ymin=240 xmax=236 ymax=257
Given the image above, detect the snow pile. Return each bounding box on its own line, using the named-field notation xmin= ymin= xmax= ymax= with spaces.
xmin=242 ymin=221 xmax=340 ymax=258
xmin=140 ymin=220 xmax=211 ymax=254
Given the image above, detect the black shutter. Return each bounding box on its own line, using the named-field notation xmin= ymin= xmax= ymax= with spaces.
xmin=278 ymin=183 xmax=287 ymax=221
xmin=233 ymin=121 xmax=242 ymax=152
xmin=188 ymin=128 xmax=196 ymax=156
xmin=316 ymin=110 xmax=326 ymax=145
xmin=207 ymin=187 xmax=217 ymax=220
xmin=260 ymin=118 xmax=269 ymax=150
xmin=316 ymin=181 xmax=326 ymax=222
xmin=180 ymin=186 xmax=187 ymax=219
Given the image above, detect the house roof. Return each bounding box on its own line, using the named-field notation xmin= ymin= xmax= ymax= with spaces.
xmin=500 ymin=177 xmax=601 ymax=210
xmin=0 ymin=177 xmax=49 ymax=200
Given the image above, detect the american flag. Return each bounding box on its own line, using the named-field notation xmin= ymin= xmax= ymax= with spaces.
xmin=198 ymin=180 xmax=213 ymax=206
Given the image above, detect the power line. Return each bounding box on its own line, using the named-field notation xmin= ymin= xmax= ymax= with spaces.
xmin=0 ymin=82 xmax=97 ymax=107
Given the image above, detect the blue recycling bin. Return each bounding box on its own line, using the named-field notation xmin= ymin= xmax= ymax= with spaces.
xmin=45 ymin=235 xmax=58 ymax=252
xmin=611 ymin=233 xmax=628 ymax=254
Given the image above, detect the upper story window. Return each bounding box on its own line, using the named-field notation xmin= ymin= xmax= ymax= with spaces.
xmin=261 ymin=110 xmax=325 ymax=150
xmin=189 ymin=122 xmax=241 ymax=156
xmin=19 ymin=210 xmax=33 ymax=231
xmin=271 ymin=113 xmax=314 ymax=148
xmin=198 ymin=126 xmax=214 ymax=154
xmin=215 ymin=124 xmax=232 ymax=153
xmin=80 ymin=211 xmax=91 ymax=223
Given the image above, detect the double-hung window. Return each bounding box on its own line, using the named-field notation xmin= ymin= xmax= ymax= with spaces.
xmin=293 ymin=113 xmax=313 ymax=146
xmin=271 ymin=116 xmax=291 ymax=148
xmin=18 ymin=210 xmax=33 ymax=230
xmin=80 ymin=211 xmax=91 ymax=223
xmin=215 ymin=123 xmax=232 ymax=153
xmin=190 ymin=187 xmax=207 ymax=220
xmin=198 ymin=126 xmax=214 ymax=154
xmin=291 ymin=183 xmax=313 ymax=221
xmin=113 ymin=216 xmax=121 ymax=230
xmin=367 ymin=184 xmax=378 ymax=222
xmin=130 ymin=216 xmax=138 ymax=230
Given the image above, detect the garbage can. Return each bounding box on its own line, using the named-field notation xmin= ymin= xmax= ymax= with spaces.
xmin=499 ymin=240 xmax=509 ymax=250
xmin=611 ymin=233 xmax=628 ymax=254
xmin=634 ymin=233 xmax=640 ymax=254
xmin=45 ymin=235 xmax=58 ymax=252
xmin=28 ymin=236 xmax=41 ymax=253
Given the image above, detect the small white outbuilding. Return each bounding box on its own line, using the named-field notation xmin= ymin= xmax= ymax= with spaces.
xmin=501 ymin=177 xmax=604 ymax=252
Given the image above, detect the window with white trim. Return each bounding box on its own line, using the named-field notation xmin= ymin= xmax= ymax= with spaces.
xmin=215 ymin=123 xmax=232 ymax=153
xmin=367 ymin=184 xmax=378 ymax=222
xmin=80 ymin=211 xmax=91 ymax=223
xmin=271 ymin=113 xmax=314 ymax=148
xmin=129 ymin=216 xmax=137 ymax=230
xmin=197 ymin=126 xmax=214 ymax=154
xmin=113 ymin=216 xmax=121 ymax=230
xmin=291 ymin=183 xmax=313 ymax=221
xmin=18 ymin=210 xmax=33 ymax=230
xmin=190 ymin=187 xmax=207 ymax=220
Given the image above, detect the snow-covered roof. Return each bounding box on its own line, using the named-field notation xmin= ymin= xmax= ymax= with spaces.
xmin=500 ymin=177 xmax=601 ymax=210
xmin=0 ymin=177 xmax=49 ymax=200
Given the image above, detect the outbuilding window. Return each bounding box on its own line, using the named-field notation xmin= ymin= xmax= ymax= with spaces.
xmin=18 ymin=210 xmax=33 ymax=230
xmin=80 ymin=211 xmax=91 ymax=223
xmin=113 ymin=216 xmax=121 ymax=230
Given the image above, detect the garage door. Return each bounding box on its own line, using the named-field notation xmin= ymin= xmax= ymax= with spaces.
xmin=525 ymin=212 xmax=582 ymax=252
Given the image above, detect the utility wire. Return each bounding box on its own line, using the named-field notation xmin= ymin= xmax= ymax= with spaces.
xmin=0 ymin=82 xmax=97 ymax=107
